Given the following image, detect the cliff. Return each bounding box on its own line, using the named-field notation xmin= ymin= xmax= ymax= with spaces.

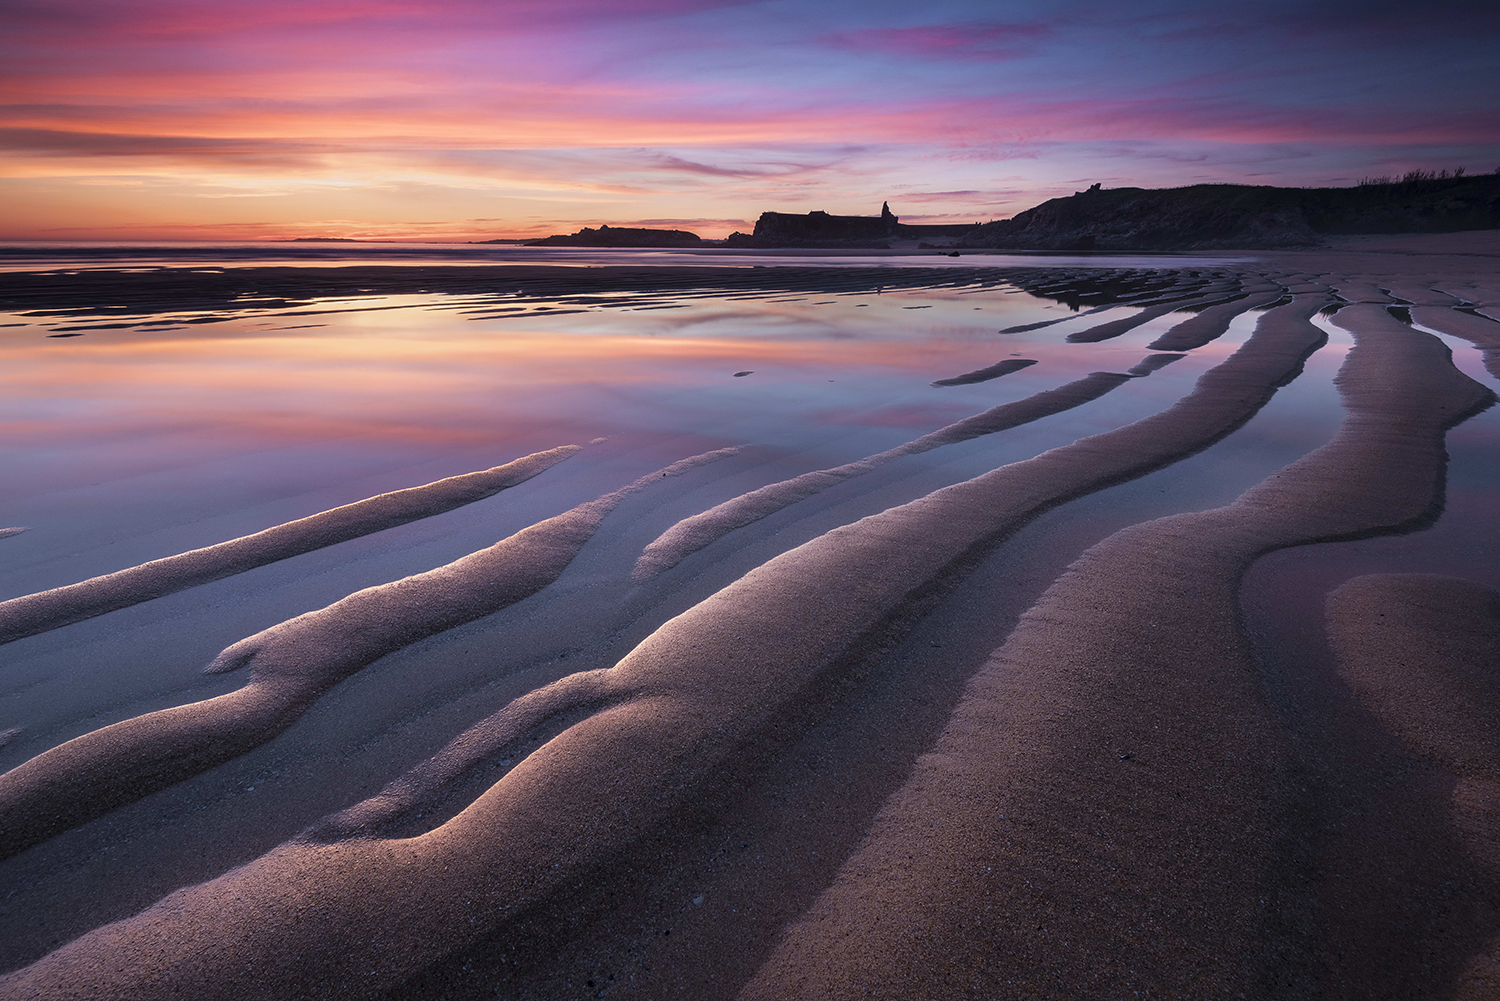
xmin=958 ymin=174 xmax=1500 ymax=252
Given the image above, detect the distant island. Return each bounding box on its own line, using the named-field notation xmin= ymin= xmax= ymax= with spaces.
xmin=525 ymin=224 xmax=703 ymax=248
xmin=502 ymin=171 xmax=1500 ymax=253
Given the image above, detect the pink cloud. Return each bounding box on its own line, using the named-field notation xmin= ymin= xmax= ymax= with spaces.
xmin=3 ymin=1 xmax=1495 ymax=242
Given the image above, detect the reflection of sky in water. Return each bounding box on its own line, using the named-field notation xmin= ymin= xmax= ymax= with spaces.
xmin=1 ymin=267 xmax=1293 ymax=750
xmin=7 ymin=269 xmax=1493 ymax=643
xmin=5 ymin=263 xmax=1500 ymax=888
xmin=1 ymin=279 xmax=1242 ymax=553
xmin=0 ymin=242 xmax=1256 ymax=274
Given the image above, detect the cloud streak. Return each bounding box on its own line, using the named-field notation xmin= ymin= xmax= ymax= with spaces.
xmin=1 ymin=0 xmax=1496 ymax=240
xmin=819 ymin=21 xmax=1050 ymax=60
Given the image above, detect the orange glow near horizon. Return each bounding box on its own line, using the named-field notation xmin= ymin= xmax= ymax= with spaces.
xmin=3 ymin=1 xmax=1496 ymax=241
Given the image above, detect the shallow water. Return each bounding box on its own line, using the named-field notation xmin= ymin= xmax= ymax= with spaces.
xmin=0 ymin=240 xmax=1255 ymax=273
xmin=3 ymin=252 xmax=1498 ymax=995
xmin=0 ymin=260 xmax=1237 ymax=596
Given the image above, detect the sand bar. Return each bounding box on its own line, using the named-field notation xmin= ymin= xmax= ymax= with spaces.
xmin=5 ymin=243 xmax=1500 ymax=998
xmin=0 ymin=447 xmax=580 ymax=646
xmin=740 ymin=304 xmax=1493 ymax=999
xmin=0 ymin=449 xmax=733 ymax=859
xmin=0 ymin=298 xmax=1342 ymax=998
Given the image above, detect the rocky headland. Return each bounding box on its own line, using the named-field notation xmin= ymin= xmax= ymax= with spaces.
xmin=957 ymin=173 xmax=1500 ymax=252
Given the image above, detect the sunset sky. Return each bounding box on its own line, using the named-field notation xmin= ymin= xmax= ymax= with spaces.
xmin=3 ymin=0 xmax=1497 ymax=241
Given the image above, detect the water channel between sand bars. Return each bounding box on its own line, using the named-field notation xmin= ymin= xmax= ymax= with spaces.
xmin=1 ymin=237 xmax=1498 ymax=999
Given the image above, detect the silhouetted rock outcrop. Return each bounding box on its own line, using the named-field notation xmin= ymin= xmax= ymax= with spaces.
xmin=722 ymin=207 xmax=896 ymax=248
xmin=958 ymin=174 xmax=1500 ymax=251
xmin=723 ymin=203 xmax=980 ymax=248
xmin=526 ymin=225 xmax=702 ymax=248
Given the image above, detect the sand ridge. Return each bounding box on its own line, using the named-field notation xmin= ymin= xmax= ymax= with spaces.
xmin=930 ymin=357 xmax=1037 ymax=387
xmin=0 ymin=298 xmax=1342 ymax=999
xmin=994 ymin=274 xmax=1241 ymax=335
xmin=0 ymin=446 xmax=581 ymax=646
xmin=1063 ymin=281 xmax=1252 ymax=342
xmin=1145 ymin=288 xmax=1286 ymax=350
xmin=0 ymin=448 xmax=735 ymax=861
xmin=5 ymin=249 xmax=1500 ymax=998
xmin=738 ymin=304 xmax=1494 ymax=999
xmin=636 ymin=293 xmax=1328 ymax=583
xmin=634 ymin=368 xmax=1145 ymax=581
xmin=1410 ymin=306 xmax=1500 ymax=379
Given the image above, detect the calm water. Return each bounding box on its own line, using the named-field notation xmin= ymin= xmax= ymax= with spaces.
xmin=0 ymin=251 xmax=1272 ymax=749
xmin=4 ymin=248 xmax=1500 ymax=981
xmin=2 ymin=249 xmax=1496 ymax=802
xmin=2 ymin=251 xmax=1247 ymax=587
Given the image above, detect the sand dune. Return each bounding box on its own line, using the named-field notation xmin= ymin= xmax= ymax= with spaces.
xmin=739 ymin=304 xmax=1493 ymax=999
xmin=0 ymin=449 xmax=734 ymax=861
xmin=0 ymin=446 xmax=581 ymax=646
xmin=0 ymin=298 xmax=1342 ymax=999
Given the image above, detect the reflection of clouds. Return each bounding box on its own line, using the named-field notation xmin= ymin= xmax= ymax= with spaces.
xmin=1 ymin=279 xmax=1295 ymax=516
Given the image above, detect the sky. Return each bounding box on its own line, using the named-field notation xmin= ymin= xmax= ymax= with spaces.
xmin=2 ymin=0 xmax=1497 ymax=241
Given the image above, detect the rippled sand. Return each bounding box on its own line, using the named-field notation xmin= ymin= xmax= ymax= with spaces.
xmin=2 ymin=234 xmax=1499 ymax=999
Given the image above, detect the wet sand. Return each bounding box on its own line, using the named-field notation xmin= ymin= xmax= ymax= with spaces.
xmin=2 ymin=234 xmax=1499 ymax=999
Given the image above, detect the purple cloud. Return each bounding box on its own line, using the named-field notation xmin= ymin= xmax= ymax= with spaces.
xmin=819 ymin=21 xmax=1051 ymax=61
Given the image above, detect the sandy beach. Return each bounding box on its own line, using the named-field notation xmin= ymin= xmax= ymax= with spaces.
xmin=1 ymin=234 xmax=1498 ymax=999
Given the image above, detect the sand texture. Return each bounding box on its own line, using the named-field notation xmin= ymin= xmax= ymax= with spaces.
xmin=1328 ymin=573 xmax=1500 ymax=783
xmin=4 ymin=243 xmax=1500 ymax=1000
xmin=0 ymin=295 xmax=1341 ymax=998
xmin=740 ymin=305 xmax=1493 ymax=1000
xmin=1063 ymin=282 xmax=1246 ymax=342
xmin=1327 ymin=574 xmax=1500 ymax=999
xmin=931 ymin=357 xmax=1037 ymax=386
xmin=0 ymin=446 xmax=581 ymax=646
xmin=0 ymin=449 xmax=734 ymax=860
xmin=1145 ymin=288 xmax=1286 ymax=349
xmin=999 ymin=275 xmax=1240 ymax=335
xmin=1411 ymin=306 xmax=1500 ymax=379
xmin=635 ymin=367 xmax=1148 ymax=581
